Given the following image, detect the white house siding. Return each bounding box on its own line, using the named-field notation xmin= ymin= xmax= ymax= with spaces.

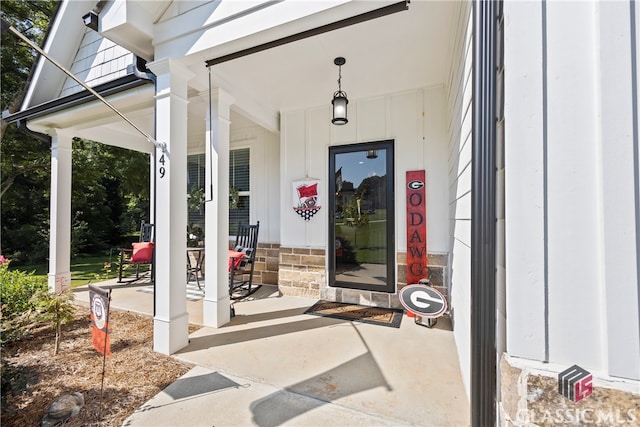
xmin=229 ymin=125 xmax=281 ymax=244
xmin=281 ymin=90 xmax=449 ymax=253
xmin=446 ymin=2 xmax=473 ymax=399
xmin=504 ymin=1 xmax=640 ymax=381
xmin=60 ymin=29 xmax=134 ymax=97
xmin=279 ymin=87 xmax=449 ymax=301
xmin=186 ymin=120 xmax=280 ymax=244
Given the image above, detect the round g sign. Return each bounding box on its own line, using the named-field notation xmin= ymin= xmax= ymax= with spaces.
xmin=407 ymin=180 xmax=424 ymax=190
xmin=399 ymin=284 xmax=447 ymax=318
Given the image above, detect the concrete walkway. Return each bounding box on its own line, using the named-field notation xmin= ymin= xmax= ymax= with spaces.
xmin=75 ymin=280 xmax=470 ymax=426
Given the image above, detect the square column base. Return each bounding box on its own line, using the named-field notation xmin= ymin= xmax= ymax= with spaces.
xmin=203 ymin=295 xmax=232 ymax=327
xmin=153 ymin=312 xmax=189 ymax=355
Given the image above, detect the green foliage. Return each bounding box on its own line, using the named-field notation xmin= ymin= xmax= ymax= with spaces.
xmin=229 ymin=187 xmax=239 ymax=210
xmin=0 ymin=262 xmax=48 ymax=344
xmin=1 ymin=0 xmax=58 ymax=264
xmin=188 ymin=187 xmax=205 ymax=212
xmin=94 ymin=260 xmax=115 ymax=283
xmin=1 ymin=0 xmax=58 ymax=111
xmin=342 ymin=201 xmax=369 ymax=226
xmin=70 ymin=139 xmax=150 ymax=252
xmin=335 ymin=237 xmax=358 ymax=265
xmin=31 ymin=288 xmax=76 ymax=354
xmin=1 ymin=1 xmax=151 ymax=264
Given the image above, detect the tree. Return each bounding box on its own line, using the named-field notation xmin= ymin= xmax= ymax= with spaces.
xmin=31 ymin=288 xmax=76 ymax=355
xmin=71 ymin=139 xmax=150 ymax=253
xmin=1 ymin=0 xmax=59 ymax=142
xmin=1 ymin=0 xmax=58 ymax=260
xmin=1 ymin=1 xmax=151 ymax=264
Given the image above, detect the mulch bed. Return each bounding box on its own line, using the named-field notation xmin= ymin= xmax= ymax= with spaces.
xmin=1 ymin=306 xmax=195 ymax=426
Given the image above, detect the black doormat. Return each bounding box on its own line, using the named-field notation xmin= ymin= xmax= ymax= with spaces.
xmin=304 ymin=300 xmax=403 ymax=328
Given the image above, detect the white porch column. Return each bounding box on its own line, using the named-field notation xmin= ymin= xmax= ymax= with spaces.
xmin=48 ymin=129 xmax=73 ymax=292
xmin=147 ymin=59 xmax=192 ymax=354
xmin=203 ymin=88 xmax=234 ymax=326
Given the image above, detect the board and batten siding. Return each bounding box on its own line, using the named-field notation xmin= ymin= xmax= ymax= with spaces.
xmin=504 ymin=0 xmax=640 ymax=381
xmin=280 ymin=89 xmax=449 ymax=254
xmin=446 ymin=1 xmax=473 ymax=398
xmin=229 ymin=126 xmax=281 ymax=244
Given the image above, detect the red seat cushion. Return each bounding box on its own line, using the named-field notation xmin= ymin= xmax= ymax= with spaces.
xmin=131 ymin=242 xmax=154 ymax=263
xmin=228 ymin=250 xmax=244 ymax=271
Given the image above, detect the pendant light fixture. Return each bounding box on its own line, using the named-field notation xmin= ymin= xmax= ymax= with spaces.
xmin=331 ymin=57 xmax=348 ymax=125
xmin=367 ymin=150 xmax=378 ymax=159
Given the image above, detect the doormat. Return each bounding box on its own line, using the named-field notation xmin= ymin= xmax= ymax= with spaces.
xmin=304 ymin=300 xmax=403 ymax=328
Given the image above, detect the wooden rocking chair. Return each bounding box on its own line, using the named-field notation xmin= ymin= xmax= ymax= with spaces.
xmin=229 ymin=221 xmax=260 ymax=299
xmin=117 ymin=221 xmax=154 ymax=283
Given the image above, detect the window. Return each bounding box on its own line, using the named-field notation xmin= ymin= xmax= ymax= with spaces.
xmin=229 ymin=148 xmax=250 ymax=235
xmin=187 ymin=148 xmax=250 ymax=237
xmin=187 ymin=154 xmax=205 ymax=238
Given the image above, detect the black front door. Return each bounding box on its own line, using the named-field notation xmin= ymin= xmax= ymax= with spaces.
xmin=328 ymin=140 xmax=395 ymax=293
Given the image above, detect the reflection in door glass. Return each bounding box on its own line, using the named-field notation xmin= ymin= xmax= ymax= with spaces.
xmin=334 ymin=149 xmax=388 ymax=287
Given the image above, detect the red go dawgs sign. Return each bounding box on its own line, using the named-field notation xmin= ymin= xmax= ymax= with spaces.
xmin=406 ymin=170 xmax=427 ymax=284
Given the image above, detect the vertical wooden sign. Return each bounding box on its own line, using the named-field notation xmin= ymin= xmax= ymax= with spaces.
xmin=406 ymin=170 xmax=427 ymax=284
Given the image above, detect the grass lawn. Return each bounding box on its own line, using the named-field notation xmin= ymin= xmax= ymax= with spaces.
xmin=14 ymin=250 xmax=120 ymax=288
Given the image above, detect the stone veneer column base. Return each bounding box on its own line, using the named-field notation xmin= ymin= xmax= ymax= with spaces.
xmin=277 ymin=248 xmax=451 ymax=311
xmin=396 ymin=251 xmax=450 ymax=300
xmin=277 ymin=247 xmax=325 ymax=298
xmin=499 ymin=354 xmax=640 ymax=426
xmin=252 ymin=243 xmax=280 ymax=286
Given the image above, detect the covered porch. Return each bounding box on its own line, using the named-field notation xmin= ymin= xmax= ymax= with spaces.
xmin=73 ymin=277 xmax=470 ymax=426
xmin=16 ymin=0 xmax=464 ymax=358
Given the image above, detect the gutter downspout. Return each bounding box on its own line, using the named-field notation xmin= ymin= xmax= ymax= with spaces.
xmin=16 ymin=119 xmax=52 ymax=144
xmin=471 ymin=1 xmax=500 ymax=426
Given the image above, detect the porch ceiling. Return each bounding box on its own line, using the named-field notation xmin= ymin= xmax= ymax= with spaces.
xmin=25 ymin=1 xmax=457 ymax=147
xmin=202 ymin=0 xmax=457 ymax=114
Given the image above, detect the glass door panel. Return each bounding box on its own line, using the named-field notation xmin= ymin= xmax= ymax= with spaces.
xmin=329 ymin=141 xmax=395 ymax=293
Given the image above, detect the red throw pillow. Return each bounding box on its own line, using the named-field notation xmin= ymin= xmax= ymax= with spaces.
xmin=131 ymin=242 xmax=154 ymax=263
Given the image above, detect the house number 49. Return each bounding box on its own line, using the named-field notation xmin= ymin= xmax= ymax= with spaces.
xmin=158 ymin=154 xmax=166 ymax=178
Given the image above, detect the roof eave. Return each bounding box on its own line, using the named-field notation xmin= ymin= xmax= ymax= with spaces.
xmin=3 ymin=74 xmax=152 ymax=124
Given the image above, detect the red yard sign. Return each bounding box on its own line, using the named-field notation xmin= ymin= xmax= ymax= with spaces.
xmin=406 ymin=170 xmax=427 ymax=284
xmin=89 ymin=284 xmax=111 ymax=356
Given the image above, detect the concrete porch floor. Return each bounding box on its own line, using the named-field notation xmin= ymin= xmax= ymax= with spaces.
xmin=74 ymin=279 xmax=470 ymax=426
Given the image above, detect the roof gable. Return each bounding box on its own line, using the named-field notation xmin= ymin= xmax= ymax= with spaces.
xmin=60 ymin=27 xmax=134 ymax=98
xmin=21 ymin=0 xmax=95 ymax=109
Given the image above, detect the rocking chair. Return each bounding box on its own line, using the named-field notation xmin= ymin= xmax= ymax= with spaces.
xmin=229 ymin=221 xmax=260 ymax=299
xmin=117 ymin=221 xmax=154 ymax=283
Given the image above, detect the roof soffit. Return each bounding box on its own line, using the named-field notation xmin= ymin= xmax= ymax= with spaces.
xmin=99 ymin=0 xmax=170 ymax=60
xmin=152 ymin=0 xmax=398 ymax=61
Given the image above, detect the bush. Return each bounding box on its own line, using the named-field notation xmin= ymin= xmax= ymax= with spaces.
xmin=31 ymin=288 xmax=76 ymax=355
xmin=0 ymin=260 xmax=48 ymax=344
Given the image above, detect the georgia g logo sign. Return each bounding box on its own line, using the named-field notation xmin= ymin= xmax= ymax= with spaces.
xmin=406 ymin=171 xmax=427 ymax=285
xmin=399 ymin=284 xmax=447 ymax=318
xmin=408 ymin=180 xmax=424 ymax=190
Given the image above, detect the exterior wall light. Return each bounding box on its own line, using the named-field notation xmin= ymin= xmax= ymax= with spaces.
xmin=332 ymin=57 xmax=348 ymax=125
xmin=82 ymin=11 xmax=99 ymax=31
